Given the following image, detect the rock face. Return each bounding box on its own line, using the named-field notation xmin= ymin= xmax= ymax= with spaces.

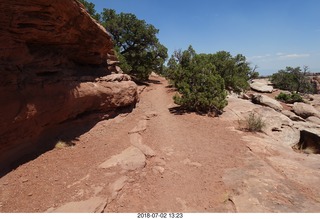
xmin=250 ymin=82 xmax=273 ymax=93
xmin=0 ymin=0 xmax=138 ymax=168
xmin=251 ymin=94 xmax=283 ymax=111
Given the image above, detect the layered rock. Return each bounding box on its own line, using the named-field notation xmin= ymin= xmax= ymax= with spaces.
xmin=292 ymin=102 xmax=320 ymax=119
xmin=250 ymin=81 xmax=273 ymax=93
xmin=251 ymin=94 xmax=283 ymax=111
xmin=0 ymin=0 xmax=138 ymax=168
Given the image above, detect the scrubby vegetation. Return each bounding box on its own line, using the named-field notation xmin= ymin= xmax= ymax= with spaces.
xmin=79 ymin=0 xmax=168 ymax=81
xmin=276 ymin=92 xmax=303 ymax=104
xmin=238 ymin=112 xmax=266 ymax=132
xmin=271 ymin=66 xmax=315 ymax=94
xmin=165 ymin=46 xmax=258 ymax=114
xmin=80 ymin=0 xmax=263 ymax=115
xmin=101 ymin=9 xmax=168 ymax=80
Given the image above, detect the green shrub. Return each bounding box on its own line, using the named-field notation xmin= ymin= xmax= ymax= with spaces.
xmin=173 ymin=73 xmax=228 ymax=114
xmin=276 ymin=92 xmax=303 ymax=103
xmin=271 ymin=66 xmax=315 ymax=94
xmin=166 ymin=46 xmax=259 ymax=115
xmin=239 ymin=112 xmax=265 ymax=132
xmin=55 ymin=140 xmax=69 ymax=149
xmin=167 ymin=46 xmax=228 ymax=114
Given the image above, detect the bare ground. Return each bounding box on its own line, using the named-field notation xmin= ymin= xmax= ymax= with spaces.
xmin=0 ymin=74 xmax=319 ymax=213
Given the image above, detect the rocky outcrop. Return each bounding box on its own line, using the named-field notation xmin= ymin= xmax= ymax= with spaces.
xmin=281 ymin=110 xmax=305 ymax=122
xmin=0 ymin=0 xmax=138 ymax=169
xmin=250 ymin=81 xmax=273 ymax=93
xmin=292 ymin=102 xmax=320 ymax=119
xmin=251 ymin=94 xmax=283 ymax=111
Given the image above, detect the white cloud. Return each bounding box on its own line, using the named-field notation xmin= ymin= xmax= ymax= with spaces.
xmin=249 ymin=54 xmax=271 ymax=60
xmin=278 ymin=53 xmax=310 ymax=59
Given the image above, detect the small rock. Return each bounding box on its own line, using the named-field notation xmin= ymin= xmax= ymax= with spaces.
xmin=28 ymin=193 xmax=33 ymax=196
xmin=153 ymin=157 xmax=167 ymax=166
xmin=241 ymin=93 xmax=251 ymax=100
xmin=128 ymin=178 xmax=135 ymax=183
xmin=153 ymin=166 xmax=165 ymax=174
xmin=21 ymin=178 xmax=29 ymax=183
xmin=145 ymin=111 xmax=158 ymax=119
xmin=182 ymin=158 xmax=202 ymax=167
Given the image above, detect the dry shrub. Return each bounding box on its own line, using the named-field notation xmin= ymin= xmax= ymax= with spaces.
xmin=55 ymin=140 xmax=72 ymax=149
xmin=238 ymin=112 xmax=265 ymax=132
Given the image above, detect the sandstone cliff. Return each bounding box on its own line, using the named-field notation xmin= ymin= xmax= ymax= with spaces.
xmin=0 ymin=0 xmax=138 ymax=169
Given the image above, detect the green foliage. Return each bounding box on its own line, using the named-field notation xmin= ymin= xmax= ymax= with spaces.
xmin=239 ymin=112 xmax=265 ymax=132
xmin=210 ymin=51 xmax=254 ymax=93
xmin=166 ymin=47 xmax=257 ymax=94
xmin=78 ymin=0 xmax=101 ymax=21
xmin=167 ymin=46 xmax=228 ymax=114
xmin=271 ymin=66 xmax=315 ymax=94
xmin=101 ymin=9 xmax=168 ymax=80
xmin=165 ymin=45 xmax=258 ymax=114
xmin=275 ymin=92 xmax=303 ymax=104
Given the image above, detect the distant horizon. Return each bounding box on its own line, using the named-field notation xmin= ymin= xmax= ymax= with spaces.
xmin=88 ymin=0 xmax=320 ymax=76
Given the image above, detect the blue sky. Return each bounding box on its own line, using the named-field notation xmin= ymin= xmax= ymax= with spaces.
xmin=89 ymin=0 xmax=320 ymax=75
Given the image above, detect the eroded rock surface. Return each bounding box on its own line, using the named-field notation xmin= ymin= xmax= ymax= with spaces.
xmin=0 ymin=0 xmax=138 ymax=168
xmin=252 ymin=94 xmax=283 ymax=111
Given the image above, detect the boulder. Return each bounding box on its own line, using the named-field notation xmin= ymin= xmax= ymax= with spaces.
xmin=250 ymin=82 xmax=273 ymax=93
xmin=0 ymin=0 xmax=138 ymax=168
xmin=306 ymin=116 xmax=320 ymax=125
xmin=292 ymin=102 xmax=320 ymax=119
xmin=252 ymin=94 xmax=283 ymax=111
xmin=281 ymin=110 xmax=306 ymax=122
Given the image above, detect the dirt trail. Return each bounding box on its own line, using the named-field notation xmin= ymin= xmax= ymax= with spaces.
xmin=105 ymin=75 xmax=248 ymax=212
xmin=1 ymin=74 xmax=319 ymax=213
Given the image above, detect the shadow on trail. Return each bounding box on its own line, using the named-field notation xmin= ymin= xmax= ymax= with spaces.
xmin=132 ymin=78 xmax=162 ymax=86
xmin=168 ymin=106 xmax=189 ymax=115
xmin=0 ymin=106 xmax=134 ymax=178
xmin=169 ymin=106 xmax=220 ymax=117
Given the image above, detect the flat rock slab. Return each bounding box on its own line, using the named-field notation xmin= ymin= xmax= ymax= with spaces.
xmin=250 ymin=82 xmax=273 ymax=93
xmin=128 ymin=120 xmax=147 ymax=134
xmin=109 ymin=176 xmax=128 ymax=202
xmin=47 ymin=197 xmax=105 ymax=213
xmin=129 ymin=133 xmax=156 ymax=157
xmin=224 ymin=155 xmax=320 ymax=212
xmin=182 ymin=158 xmax=202 ymax=168
xmin=99 ymin=146 xmax=146 ymax=171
